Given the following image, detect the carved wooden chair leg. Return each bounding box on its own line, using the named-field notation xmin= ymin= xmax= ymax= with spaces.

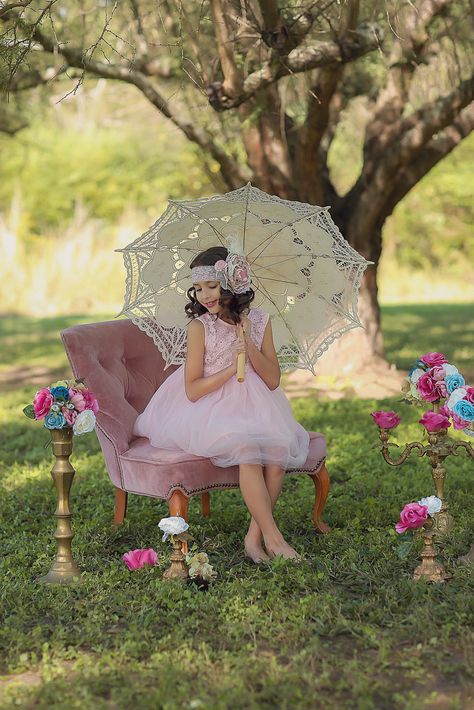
xmin=308 ymin=463 xmax=331 ymax=534
xmin=114 ymin=488 xmax=128 ymax=526
xmin=201 ymin=492 xmax=211 ymax=517
xmin=167 ymin=490 xmax=190 ymax=553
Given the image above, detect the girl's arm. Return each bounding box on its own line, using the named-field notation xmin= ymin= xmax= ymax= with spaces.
xmin=185 ymin=319 xmax=237 ymax=402
xmin=243 ymin=318 xmax=281 ymax=390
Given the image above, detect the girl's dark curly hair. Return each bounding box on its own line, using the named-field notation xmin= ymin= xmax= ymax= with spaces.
xmin=184 ymin=246 xmax=254 ymax=324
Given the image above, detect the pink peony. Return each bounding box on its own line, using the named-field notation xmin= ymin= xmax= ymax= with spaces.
xmin=370 ymin=410 xmax=401 ymax=429
xmin=82 ymin=390 xmax=99 ymax=414
xmin=33 ymin=388 xmax=53 ymax=420
xmin=68 ymin=388 xmax=86 ymax=412
xmin=419 ymin=352 xmax=448 ymax=368
xmin=419 ymin=411 xmax=451 ymax=432
xmin=417 ymin=373 xmax=440 ymax=402
xmin=62 ymin=407 xmax=78 ymax=426
xmin=452 ymin=412 xmax=470 ymax=430
xmin=395 ymin=502 xmax=429 ymax=534
xmin=122 ymin=548 xmax=158 ymax=571
xmin=465 ymin=387 xmax=474 ymax=404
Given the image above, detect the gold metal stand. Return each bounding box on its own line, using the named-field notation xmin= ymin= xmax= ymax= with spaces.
xmin=378 ymin=403 xmax=474 ymax=536
xmin=163 ymin=538 xmax=189 ymax=580
xmin=36 ymin=428 xmax=81 ymax=585
xmin=413 ymin=528 xmax=449 ymax=583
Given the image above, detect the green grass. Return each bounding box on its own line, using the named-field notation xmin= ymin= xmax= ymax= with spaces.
xmin=0 ymin=305 xmax=473 ymax=709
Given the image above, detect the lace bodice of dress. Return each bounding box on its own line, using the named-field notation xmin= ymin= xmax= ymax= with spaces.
xmin=197 ymin=308 xmax=270 ymax=377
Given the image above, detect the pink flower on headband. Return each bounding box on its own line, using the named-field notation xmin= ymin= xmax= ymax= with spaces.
xmin=214 ymin=260 xmax=227 ymax=272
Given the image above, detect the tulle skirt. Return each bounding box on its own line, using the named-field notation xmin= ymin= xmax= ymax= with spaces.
xmin=133 ymin=365 xmax=310 ymax=469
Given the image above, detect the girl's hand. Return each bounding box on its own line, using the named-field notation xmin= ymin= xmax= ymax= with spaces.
xmin=239 ymin=315 xmax=252 ymax=344
xmin=233 ymin=330 xmax=247 ymax=369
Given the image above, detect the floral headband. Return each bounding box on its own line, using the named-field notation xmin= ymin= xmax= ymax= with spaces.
xmin=191 ymin=253 xmax=252 ymax=295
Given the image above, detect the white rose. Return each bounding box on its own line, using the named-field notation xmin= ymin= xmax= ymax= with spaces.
xmin=446 ymin=387 xmax=467 ymax=411
xmin=158 ymin=515 xmax=189 ymax=541
xmin=443 ymin=364 xmax=459 ymax=377
xmin=410 ymin=382 xmax=421 ymax=400
xmin=418 ymin=496 xmax=442 ymax=517
xmin=410 ymin=368 xmax=424 ymax=384
xmin=73 ymin=409 xmax=96 ymax=436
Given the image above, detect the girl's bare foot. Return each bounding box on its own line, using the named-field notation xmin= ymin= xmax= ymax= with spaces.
xmin=264 ymin=535 xmax=301 ymax=561
xmin=244 ymin=534 xmax=270 ymax=564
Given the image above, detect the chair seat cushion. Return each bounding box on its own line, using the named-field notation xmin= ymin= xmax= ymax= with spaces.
xmin=119 ymin=432 xmax=326 ymax=499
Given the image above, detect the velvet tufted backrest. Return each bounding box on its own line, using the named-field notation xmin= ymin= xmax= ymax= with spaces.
xmin=61 ymin=319 xmax=178 ymax=453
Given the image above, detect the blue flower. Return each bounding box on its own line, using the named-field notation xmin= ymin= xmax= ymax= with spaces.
xmin=44 ymin=411 xmax=66 ymax=429
xmin=50 ymin=386 xmax=69 ymax=400
xmin=445 ymin=374 xmax=465 ymax=394
xmin=453 ymin=400 xmax=474 ymax=422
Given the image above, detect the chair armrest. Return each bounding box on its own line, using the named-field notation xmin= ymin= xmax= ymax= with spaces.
xmin=97 ymin=411 xmax=131 ymax=455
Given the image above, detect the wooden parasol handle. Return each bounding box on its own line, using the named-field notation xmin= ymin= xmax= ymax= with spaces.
xmin=237 ymin=324 xmax=245 ymax=382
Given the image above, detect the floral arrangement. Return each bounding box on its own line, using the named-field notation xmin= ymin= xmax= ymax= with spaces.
xmin=395 ymin=495 xmax=442 ymax=559
xmin=371 ymin=351 xmax=474 ymax=437
xmin=23 ymin=379 xmax=98 ymax=435
xmin=215 ymin=253 xmax=252 ymax=295
xmin=185 ymin=551 xmax=217 ymax=582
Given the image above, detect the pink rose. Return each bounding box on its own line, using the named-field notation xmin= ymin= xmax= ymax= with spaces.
xmin=235 ymin=267 xmax=249 ymax=282
xmin=82 ymin=390 xmax=99 ymax=414
xmin=417 ymin=373 xmax=439 ymax=402
xmin=68 ymin=388 xmax=86 ymax=412
xmin=452 ymin=413 xmax=470 ymax=430
xmin=434 ymin=380 xmax=447 ymax=398
xmin=370 ymin=410 xmax=401 ymax=429
xmin=419 ymin=411 xmax=451 ymax=432
xmin=62 ymin=407 xmax=78 ymax=426
xmin=439 ymin=404 xmax=451 ymax=418
xmin=214 ymin=260 xmax=227 ymax=272
xmin=465 ymin=387 xmax=474 ymax=404
xmin=419 ymin=352 xmax=448 ymax=368
xmin=431 ymin=366 xmax=446 ymax=381
xmin=33 ymin=388 xmax=53 ymax=420
xmin=395 ymin=502 xmax=429 ymax=534
xmin=122 ymin=548 xmax=158 ymax=571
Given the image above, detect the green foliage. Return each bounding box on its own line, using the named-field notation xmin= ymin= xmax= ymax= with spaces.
xmin=0 ymin=306 xmax=473 ymax=707
xmin=0 ymin=121 xmax=211 ymax=236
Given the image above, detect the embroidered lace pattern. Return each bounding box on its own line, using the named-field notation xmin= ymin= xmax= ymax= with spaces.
xmin=197 ymin=308 xmax=269 ymax=376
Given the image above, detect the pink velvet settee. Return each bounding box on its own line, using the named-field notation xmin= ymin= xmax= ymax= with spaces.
xmin=61 ymin=319 xmax=330 ymax=532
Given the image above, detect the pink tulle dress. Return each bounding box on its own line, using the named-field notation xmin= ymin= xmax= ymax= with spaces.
xmin=133 ymin=308 xmax=310 ymax=469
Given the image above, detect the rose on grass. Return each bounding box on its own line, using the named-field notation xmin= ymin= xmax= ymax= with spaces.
xmin=417 ymin=373 xmax=439 ymax=402
xmin=68 ymin=389 xmax=86 ymax=411
xmin=418 ymin=496 xmax=442 ymax=516
xmin=419 ymin=411 xmax=451 ymax=432
xmin=73 ymin=409 xmax=96 ymax=435
xmin=419 ymin=352 xmax=448 ymax=368
xmin=370 ymin=411 xmax=401 ymax=429
xmin=33 ymin=388 xmax=53 ymax=420
xmin=453 ymin=399 xmax=474 ymax=422
xmin=122 ymin=548 xmax=158 ymax=571
xmin=44 ymin=411 xmax=66 ymax=429
xmin=395 ymin=502 xmax=429 ymax=533
xmin=446 ymin=387 xmax=468 ymax=411
xmin=445 ymin=373 xmax=466 ymax=394
xmin=158 ymin=516 xmax=189 ymax=541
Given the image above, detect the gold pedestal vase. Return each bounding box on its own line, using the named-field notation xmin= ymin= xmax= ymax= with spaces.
xmin=413 ymin=526 xmax=450 ymax=583
xmin=36 ymin=428 xmax=82 ymax=585
xmin=163 ymin=538 xmax=189 ymax=580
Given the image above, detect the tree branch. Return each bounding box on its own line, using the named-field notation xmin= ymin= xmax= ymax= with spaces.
xmin=1 ymin=8 xmax=251 ymax=188
xmin=207 ymin=23 xmax=383 ymax=111
xmin=209 ymin=0 xmax=243 ymax=97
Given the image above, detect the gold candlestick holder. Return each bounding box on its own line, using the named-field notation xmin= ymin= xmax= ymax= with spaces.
xmin=414 ymin=523 xmax=450 ymax=583
xmin=163 ymin=538 xmax=189 ymax=580
xmin=377 ymin=403 xmax=474 ymax=536
xmin=36 ymin=428 xmax=81 ymax=585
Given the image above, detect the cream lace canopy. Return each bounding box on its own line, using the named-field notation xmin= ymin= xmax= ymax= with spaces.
xmin=118 ymin=183 xmax=371 ymax=373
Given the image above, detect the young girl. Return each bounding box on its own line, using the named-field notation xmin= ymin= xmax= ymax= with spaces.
xmin=134 ymin=246 xmax=310 ymax=562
